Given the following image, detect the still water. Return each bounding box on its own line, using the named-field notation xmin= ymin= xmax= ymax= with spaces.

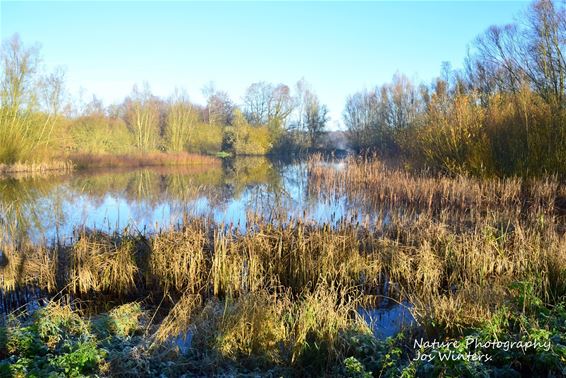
xmin=0 ymin=157 xmax=362 ymax=244
xmin=0 ymin=157 xmax=415 ymax=335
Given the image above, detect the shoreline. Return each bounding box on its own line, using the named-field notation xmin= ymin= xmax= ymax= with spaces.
xmin=0 ymin=152 xmax=222 ymax=177
xmin=0 ymin=160 xmax=74 ymax=175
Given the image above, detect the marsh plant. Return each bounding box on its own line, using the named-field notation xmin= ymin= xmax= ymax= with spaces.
xmin=0 ymin=155 xmax=564 ymax=375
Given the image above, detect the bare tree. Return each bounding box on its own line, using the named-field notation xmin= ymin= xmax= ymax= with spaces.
xmin=125 ymin=82 xmax=160 ymax=151
xmin=304 ymin=92 xmax=329 ymax=148
xmin=242 ymin=81 xmax=295 ymax=145
xmin=343 ymin=89 xmax=380 ymax=151
xmin=292 ymin=78 xmax=310 ymax=132
xmin=243 ymin=82 xmax=271 ymax=126
xmin=202 ymin=82 xmax=233 ymax=125
xmin=469 ymin=0 xmax=565 ymax=108
xmin=0 ymin=34 xmax=65 ymax=162
xmin=82 ymin=95 xmax=105 ymax=117
xmin=166 ymin=88 xmax=197 ymax=152
xmin=344 ymin=74 xmax=421 ymax=153
xmin=524 ymin=0 xmax=565 ymax=107
xmin=389 ymin=73 xmax=420 ymax=130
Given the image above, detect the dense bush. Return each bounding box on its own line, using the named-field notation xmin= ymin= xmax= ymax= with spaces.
xmin=186 ymin=123 xmax=224 ymax=154
xmin=345 ymin=0 xmax=566 ymax=177
xmin=232 ymin=110 xmax=272 ymax=155
xmin=68 ymin=115 xmax=135 ymax=154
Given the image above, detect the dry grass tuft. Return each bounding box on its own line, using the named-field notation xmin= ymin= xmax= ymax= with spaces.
xmin=70 ymin=231 xmax=140 ymax=295
xmin=0 ymin=242 xmax=57 ymax=292
xmin=153 ymin=292 xmax=202 ymax=344
xmin=150 ymin=222 xmax=208 ymax=294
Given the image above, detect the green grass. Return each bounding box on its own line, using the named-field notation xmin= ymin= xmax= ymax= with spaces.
xmin=215 ymin=151 xmax=232 ymax=158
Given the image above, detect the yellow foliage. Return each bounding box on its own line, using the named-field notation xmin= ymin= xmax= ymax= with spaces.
xmin=186 ymin=123 xmax=223 ymax=154
xmin=232 ymin=109 xmax=272 ymax=155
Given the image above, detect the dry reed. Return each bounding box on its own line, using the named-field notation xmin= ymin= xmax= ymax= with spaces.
xmin=69 ymin=152 xmax=219 ymax=170
xmin=0 ymin=160 xmax=74 ymax=176
xmin=1 ymin=156 xmax=564 ymax=343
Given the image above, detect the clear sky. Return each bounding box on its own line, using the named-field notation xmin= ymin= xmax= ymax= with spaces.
xmin=1 ymin=1 xmax=530 ymax=129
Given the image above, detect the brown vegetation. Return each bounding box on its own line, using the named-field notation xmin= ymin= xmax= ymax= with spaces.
xmin=1 ymin=157 xmax=564 ymax=337
xmin=69 ymin=152 xmax=219 ymax=170
xmin=0 ymin=160 xmax=73 ymax=176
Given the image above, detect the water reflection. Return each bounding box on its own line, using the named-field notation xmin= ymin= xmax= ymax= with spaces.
xmin=173 ymin=301 xmax=416 ymax=354
xmin=0 ymin=157 xmax=361 ymax=245
xmin=358 ymin=301 xmax=416 ymax=339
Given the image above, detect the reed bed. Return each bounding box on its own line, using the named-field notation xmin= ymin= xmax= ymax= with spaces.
xmin=0 ymin=156 xmax=565 ymax=375
xmin=308 ymin=155 xmax=565 ymax=219
xmin=1 ymin=210 xmax=563 ymax=332
xmin=0 ymin=160 xmax=74 ymax=176
xmin=69 ymin=151 xmax=220 ymax=170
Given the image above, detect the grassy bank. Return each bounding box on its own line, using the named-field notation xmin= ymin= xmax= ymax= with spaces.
xmin=0 ymin=161 xmax=74 ymax=176
xmin=69 ymin=152 xmax=219 ymax=170
xmin=1 ymin=294 xmax=563 ymax=377
xmin=0 ymin=152 xmax=220 ymax=177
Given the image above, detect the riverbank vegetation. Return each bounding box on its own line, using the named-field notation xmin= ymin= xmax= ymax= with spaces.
xmin=0 ymin=37 xmax=332 ymax=171
xmin=0 ymin=0 xmax=564 ymax=375
xmin=0 ymin=155 xmax=564 ymax=376
xmin=2 ymin=0 xmax=563 ymax=178
xmin=345 ymin=0 xmax=566 ymax=177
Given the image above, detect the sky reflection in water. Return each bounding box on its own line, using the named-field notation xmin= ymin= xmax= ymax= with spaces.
xmin=0 ymin=157 xmax=412 ymax=335
xmin=0 ymin=157 xmax=364 ymax=244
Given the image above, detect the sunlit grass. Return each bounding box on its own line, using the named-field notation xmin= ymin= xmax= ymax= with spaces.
xmin=0 ymin=156 xmax=564 ymax=376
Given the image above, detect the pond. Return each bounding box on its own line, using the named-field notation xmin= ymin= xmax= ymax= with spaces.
xmin=0 ymin=157 xmax=373 ymax=244
xmin=0 ymin=156 xmax=415 ymax=336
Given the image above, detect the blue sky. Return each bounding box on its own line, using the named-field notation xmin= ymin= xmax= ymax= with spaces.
xmin=1 ymin=1 xmax=529 ymax=129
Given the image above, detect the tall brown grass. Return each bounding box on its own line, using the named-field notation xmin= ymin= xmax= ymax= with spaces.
xmin=1 ymin=156 xmax=564 ymax=344
xmin=69 ymin=152 xmax=219 ymax=170
xmin=150 ymin=222 xmax=209 ymax=294
xmin=0 ymin=160 xmax=74 ymax=175
xmin=308 ymin=154 xmax=563 ymax=218
xmin=0 ymin=243 xmax=57 ymax=293
xmin=68 ymin=231 xmax=143 ymax=295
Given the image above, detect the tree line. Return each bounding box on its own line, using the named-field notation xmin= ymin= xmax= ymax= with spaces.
xmin=0 ymin=39 xmax=331 ymax=162
xmin=2 ymin=0 xmax=564 ymax=177
xmin=344 ymin=0 xmax=566 ymax=176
